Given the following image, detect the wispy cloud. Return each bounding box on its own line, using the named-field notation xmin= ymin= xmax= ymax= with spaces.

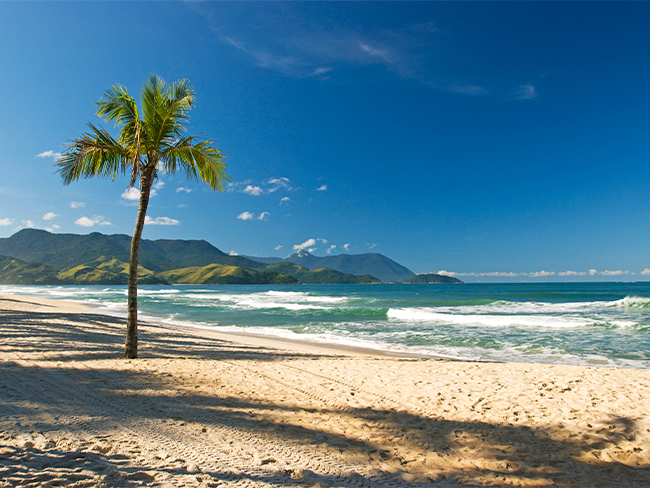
xmin=22 ymin=220 xmax=35 ymax=228
xmin=70 ymin=201 xmax=85 ymax=209
xmin=36 ymin=150 xmax=62 ymax=161
xmin=197 ymin=4 xmax=536 ymax=99
xmin=45 ymin=224 xmax=60 ymax=232
xmin=145 ymin=216 xmax=180 ymax=226
xmin=153 ymin=181 xmax=165 ymax=190
xmin=280 ymin=196 xmax=291 ymax=205
xmin=342 ymin=244 xmax=350 ymax=252
xmin=229 ymin=177 xmax=293 ymax=195
xmin=326 ymin=245 xmax=336 ymax=254
xmin=448 ymin=84 xmax=487 ymax=96
xmin=176 ymin=187 xmax=192 ymax=193
xmin=275 ymin=245 xmax=283 ymax=251
xmin=43 ymin=212 xmax=57 ymax=221
xmin=558 ymin=270 xmax=587 ymax=276
xmin=517 ymin=84 xmax=537 ymax=100
xmin=0 ymin=218 xmax=14 ymax=226
xmin=316 ymin=184 xmax=327 ymax=192
xmin=75 ymin=215 xmax=111 ymax=227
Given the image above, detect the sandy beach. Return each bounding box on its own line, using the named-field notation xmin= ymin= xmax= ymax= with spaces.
xmin=1 ymin=294 xmax=649 ymax=487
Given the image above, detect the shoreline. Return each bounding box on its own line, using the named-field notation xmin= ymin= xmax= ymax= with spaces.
xmin=2 ymin=293 xmax=650 ymax=486
xmin=2 ymin=292 xmax=480 ymax=362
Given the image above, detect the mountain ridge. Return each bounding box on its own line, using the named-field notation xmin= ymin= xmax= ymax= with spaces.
xmin=241 ymin=250 xmax=416 ymax=283
xmin=0 ymin=229 xmax=416 ymax=283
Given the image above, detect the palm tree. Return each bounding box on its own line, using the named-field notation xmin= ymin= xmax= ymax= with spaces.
xmin=58 ymin=74 xmax=229 ymax=359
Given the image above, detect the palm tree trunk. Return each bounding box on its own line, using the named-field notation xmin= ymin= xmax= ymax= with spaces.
xmin=124 ymin=169 xmax=154 ymax=359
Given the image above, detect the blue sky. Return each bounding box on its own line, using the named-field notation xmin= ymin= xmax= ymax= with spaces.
xmin=0 ymin=2 xmax=649 ymax=282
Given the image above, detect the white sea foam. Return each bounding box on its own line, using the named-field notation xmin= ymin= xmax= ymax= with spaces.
xmin=386 ymin=307 xmax=592 ymax=328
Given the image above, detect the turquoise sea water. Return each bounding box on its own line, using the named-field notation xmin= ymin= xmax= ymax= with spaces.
xmin=3 ymin=282 xmax=650 ymax=369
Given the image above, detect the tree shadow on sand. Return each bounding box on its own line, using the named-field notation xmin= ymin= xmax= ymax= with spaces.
xmin=1 ymin=310 xmax=650 ymax=487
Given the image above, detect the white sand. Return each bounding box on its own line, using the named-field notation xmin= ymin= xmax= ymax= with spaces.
xmin=1 ymin=294 xmax=649 ymax=487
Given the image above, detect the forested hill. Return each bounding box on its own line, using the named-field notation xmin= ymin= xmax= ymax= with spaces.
xmin=243 ymin=250 xmax=416 ymax=283
xmin=0 ymin=229 xmax=421 ymax=284
xmin=0 ymin=229 xmax=265 ymax=272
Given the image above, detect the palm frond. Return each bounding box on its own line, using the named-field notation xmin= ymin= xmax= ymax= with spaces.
xmin=96 ymin=85 xmax=139 ymax=128
xmin=57 ymin=123 xmax=132 ymax=184
xmin=160 ymin=137 xmax=229 ymax=191
xmin=141 ymin=75 xmax=195 ymax=153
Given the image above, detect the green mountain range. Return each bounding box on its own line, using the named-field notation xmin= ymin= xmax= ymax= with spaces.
xmin=0 ymin=229 xmax=456 ymax=285
xmin=242 ymin=249 xmax=416 ymax=283
xmin=0 ymin=230 xmax=385 ymax=285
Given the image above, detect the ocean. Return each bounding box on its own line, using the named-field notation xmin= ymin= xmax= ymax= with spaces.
xmin=3 ymin=282 xmax=650 ymax=369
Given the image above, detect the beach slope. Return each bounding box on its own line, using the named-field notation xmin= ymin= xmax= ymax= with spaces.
xmin=1 ymin=294 xmax=649 ymax=487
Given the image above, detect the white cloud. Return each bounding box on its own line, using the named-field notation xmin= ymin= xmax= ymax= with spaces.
xmin=70 ymin=201 xmax=85 ymax=209
xmin=229 ymin=250 xmax=238 ymax=256
xmin=176 ymin=187 xmax=192 ymax=193
xmin=641 ymin=269 xmax=650 ymax=276
xmin=153 ymin=181 xmax=165 ymax=190
xmin=441 ymin=271 xmax=520 ymax=278
xmin=326 ymin=245 xmax=336 ymax=254
xmin=43 ymin=212 xmax=57 ymax=221
xmin=280 ymin=196 xmax=291 ymax=205
xmin=316 ymin=184 xmax=327 ymax=191
xmin=36 ymin=150 xmax=62 ymax=160
xmin=294 ymin=238 xmax=317 ymax=251
xmin=342 ymin=244 xmax=350 ymax=252
xmin=237 ymin=211 xmax=269 ymax=221
xmin=144 ymin=216 xmax=180 ymax=226
xmin=267 ymin=177 xmax=291 ymax=193
xmin=75 ymin=215 xmax=111 ymax=227
xmin=122 ymin=186 xmax=159 ymax=201
xmin=558 ymin=271 xmax=587 ymax=276
xmin=589 ymin=269 xmax=598 ymax=276
xmin=600 ymin=270 xmax=629 ymax=276
xmin=121 ymin=188 xmax=141 ymax=201
xmin=0 ymin=218 xmax=14 ymax=226
xmin=367 ymin=243 xmax=377 ymax=249
xmin=517 ymin=84 xmax=537 ymax=100
xmin=229 ymin=177 xmax=293 ymax=195
xmin=45 ymin=225 xmax=60 ymax=232
xmin=528 ymin=271 xmax=556 ymax=278
xmin=22 ymin=220 xmax=35 ymax=228
xmin=243 ymin=185 xmax=264 ymax=196
xmin=274 ymin=245 xmax=282 ymax=251
xmin=237 ymin=211 xmax=255 ymax=221
xmin=437 ymin=270 xmax=457 ymax=277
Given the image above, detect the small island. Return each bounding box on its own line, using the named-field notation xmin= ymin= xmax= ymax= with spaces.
xmin=404 ymin=273 xmax=463 ymax=284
